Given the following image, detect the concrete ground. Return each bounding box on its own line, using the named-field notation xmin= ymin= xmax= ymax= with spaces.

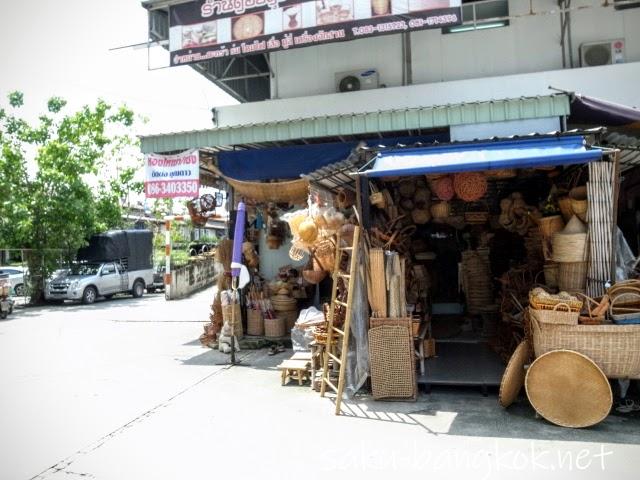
xmin=0 ymin=286 xmax=639 ymax=480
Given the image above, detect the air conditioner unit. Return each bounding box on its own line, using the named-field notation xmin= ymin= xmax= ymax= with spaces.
xmin=335 ymin=69 xmax=379 ymax=93
xmin=580 ymin=39 xmax=625 ymax=67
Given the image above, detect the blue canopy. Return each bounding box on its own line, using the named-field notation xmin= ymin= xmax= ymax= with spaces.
xmin=362 ymin=135 xmax=602 ymax=177
xmin=218 ymin=134 xmax=447 ymax=181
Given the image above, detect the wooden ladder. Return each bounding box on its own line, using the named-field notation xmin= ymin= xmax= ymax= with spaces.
xmin=320 ymin=226 xmax=361 ymax=415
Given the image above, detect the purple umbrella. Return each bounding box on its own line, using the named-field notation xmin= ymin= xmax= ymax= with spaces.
xmin=231 ymin=202 xmax=246 ymax=278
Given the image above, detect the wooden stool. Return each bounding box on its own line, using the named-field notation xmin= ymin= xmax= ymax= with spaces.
xmin=278 ymin=359 xmax=310 ymax=386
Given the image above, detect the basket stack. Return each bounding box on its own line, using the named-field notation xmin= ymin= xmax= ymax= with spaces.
xmin=264 ymin=317 xmax=286 ymax=338
xmin=528 ymin=288 xmax=582 ymax=326
xmin=461 ymin=249 xmax=493 ymax=314
xmin=552 ymin=216 xmax=588 ymax=294
xmin=271 ymin=293 xmax=298 ymax=332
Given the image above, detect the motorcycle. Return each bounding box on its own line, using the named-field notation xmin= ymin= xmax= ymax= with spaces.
xmin=0 ymin=274 xmax=14 ymax=319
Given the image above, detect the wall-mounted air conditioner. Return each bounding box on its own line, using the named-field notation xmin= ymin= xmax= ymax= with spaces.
xmin=335 ymin=69 xmax=379 ymax=93
xmin=580 ymin=39 xmax=625 ymax=67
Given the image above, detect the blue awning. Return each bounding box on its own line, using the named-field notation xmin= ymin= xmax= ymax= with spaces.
xmin=218 ymin=134 xmax=447 ymax=181
xmin=362 ymin=135 xmax=603 ymax=177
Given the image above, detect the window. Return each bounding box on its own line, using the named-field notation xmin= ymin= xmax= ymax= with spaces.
xmin=443 ymin=0 xmax=509 ymax=34
xmin=101 ymin=264 xmax=116 ymax=276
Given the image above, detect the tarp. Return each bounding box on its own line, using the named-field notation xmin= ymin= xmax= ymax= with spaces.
xmin=77 ymin=230 xmax=152 ymax=271
xmin=570 ymin=94 xmax=640 ymax=128
xmin=362 ymin=135 xmax=602 ymax=177
xmin=217 ymin=134 xmax=447 ymax=181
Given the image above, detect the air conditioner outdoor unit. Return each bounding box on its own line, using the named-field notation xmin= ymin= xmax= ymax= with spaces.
xmin=335 ymin=69 xmax=379 ymax=93
xmin=580 ymin=39 xmax=625 ymax=67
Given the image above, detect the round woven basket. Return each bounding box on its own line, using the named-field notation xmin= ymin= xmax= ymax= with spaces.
xmin=431 ymin=176 xmax=455 ymax=201
xmin=398 ymin=179 xmax=416 ymax=198
xmin=453 ymin=172 xmax=488 ymax=202
xmin=411 ymin=208 xmax=431 ymax=225
xmin=488 ymin=169 xmax=517 ymax=180
xmin=430 ymin=201 xmax=451 ymax=222
xmin=569 ymin=186 xmax=588 ymax=222
xmin=277 ymin=309 xmax=298 ymax=332
xmin=246 ymin=309 xmax=264 ymax=336
xmin=558 ymin=196 xmax=573 ymax=222
xmin=525 ymin=349 xmax=612 ymax=428
xmin=414 ymin=187 xmax=430 ymax=204
xmin=557 ymin=261 xmax=588 ymax=293
xmin=264 ymin=317 xmax=286 ymax=338
xmin=538 ymin=215 xmax=565 ymax=239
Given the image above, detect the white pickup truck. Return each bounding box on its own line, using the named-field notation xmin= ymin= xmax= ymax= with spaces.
xmin=45 ymin=261 xmax=153 ymax=304
xmin=45 ymin=229 xmax=154 ymax=304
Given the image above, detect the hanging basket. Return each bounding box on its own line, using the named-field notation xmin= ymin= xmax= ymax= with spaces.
xmin=453 ymin=172 xmax=488 ymax=202
xmin=569 ymin=186 xmax=588 ymax=222
xmin=430 ymin=201 xmax=451 ymax=222
xmin=487 ymin=169 xmax=517 ymax=180
xmin=431 ymin=176 xmax=455 ymax=201
xmin=303 ymin=269 xmax=327 ymax=284
xmin=313 ymin=238 xmax=336 ymax=272
xmin=558 ymin=196 xmax=573 ymax=222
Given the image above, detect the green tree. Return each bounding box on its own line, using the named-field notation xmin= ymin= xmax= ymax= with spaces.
xmin=0 ymin=92 xmax=143 ymax=303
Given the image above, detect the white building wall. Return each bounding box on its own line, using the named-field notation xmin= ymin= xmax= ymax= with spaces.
xmin=270 ymin=0 xmax=640 ymax=99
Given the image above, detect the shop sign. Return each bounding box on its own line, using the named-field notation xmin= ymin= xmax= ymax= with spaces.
xmin=144 ymin=149 xmax=200 ymax=198
xmin=169 ymin=0 xmax=462 ymax=65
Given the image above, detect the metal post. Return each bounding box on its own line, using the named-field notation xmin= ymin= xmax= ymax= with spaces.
xmin=164 ymin=218 xmax=172 ymax=300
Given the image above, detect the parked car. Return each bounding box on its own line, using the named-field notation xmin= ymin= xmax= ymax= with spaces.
xmin=44 ymin=230 xmax=154 ymax=304
xmin=148 ymin=265 xmax=165 ymax=293
xmin=0 ymin=266 xmax=27 ymax=296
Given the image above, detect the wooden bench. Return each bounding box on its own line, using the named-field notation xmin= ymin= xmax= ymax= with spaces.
xmin=278 ymin=359 xmax=311 ymax=386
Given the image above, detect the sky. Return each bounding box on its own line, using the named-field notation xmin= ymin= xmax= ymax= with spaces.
xmin=0 ymin=0 xmax=237 ymax=136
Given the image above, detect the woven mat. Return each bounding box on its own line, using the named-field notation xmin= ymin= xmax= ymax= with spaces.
xmin=368 ymin=325 xmax=416 ymax=401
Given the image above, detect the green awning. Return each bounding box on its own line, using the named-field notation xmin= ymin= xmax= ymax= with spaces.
xmin=140 ymin=94 xmax=570 ymax=154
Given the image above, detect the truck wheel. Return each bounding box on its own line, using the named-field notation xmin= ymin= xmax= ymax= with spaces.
xmin=132 ymin=280 xmax=144 ymax=298
xmin=82 ymin=286 xmax=97 ymax=304
xmin=0 ymin=310 xmax=7 ymax=320
xmin=14 ymin=284 xmax=25 ymax=296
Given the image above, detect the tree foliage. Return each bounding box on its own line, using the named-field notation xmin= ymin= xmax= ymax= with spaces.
xmin=0 ymin=92 xmax=143 ymax=302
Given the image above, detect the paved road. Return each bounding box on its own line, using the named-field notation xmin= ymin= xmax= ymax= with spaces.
xmin=1 ymin=288 xmax=639 ymax=479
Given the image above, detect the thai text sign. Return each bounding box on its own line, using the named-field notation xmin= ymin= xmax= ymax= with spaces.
xmin=144 ymin=150 xmax=200 ymax=198
xmin=169 ymin=0 xmax=462 ymax=65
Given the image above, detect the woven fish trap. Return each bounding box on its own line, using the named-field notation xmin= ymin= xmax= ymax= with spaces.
xmin=453 ymin=172 xmax=487 ymax=202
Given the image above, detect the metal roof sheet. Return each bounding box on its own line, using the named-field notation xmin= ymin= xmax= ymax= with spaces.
xmin=140 ymin=94 xmax=570 ymax=154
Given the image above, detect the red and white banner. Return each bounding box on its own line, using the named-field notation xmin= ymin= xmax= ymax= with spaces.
xmin=144 ymin=149 xmax=200 ymax=199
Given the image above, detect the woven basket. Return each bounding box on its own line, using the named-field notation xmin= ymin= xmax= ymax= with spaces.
xmin=538 ymin=215 xmax=565 ymax=239
xmin=411 ymin=208 xmax=431 ymax=225
xmin=398 ymin=179 xmax=416 ymax=198
xmin=431 ymin=176 xmax=455 ymax=201
xmin=529 ymin=305 xmax=579 ymax=326
xmin=552 ymin=233 xmax=587 ymax=262
xmin=558 ymin=196 xmax=573 ymax=222
xmin=453 ymin=172 xmax=488 ymax=202
xmin=610 ymin=292 xmax=640 ymax=324
xmin=487 ymin=168 xmax=517 ymax=179
xmin=370 ymin=192 xmax=386 ymax=208
xmin=264 ymin=317 xmax=286 ymax=338
xmin=430 ymin=201 xmax=450 ymax=222
xmin=371 ymin=0 xmax=390 ymax=15
xmin=368 ymin=325 xmax=416 ymax=400
xmin=247 ymin=309 xmax=264 ymax=336
xmin=576 ymin=293 xmax=609 ymax=325
xmin=303 ymin=269 xmax=327 ymax=284
xmin=530 ymin=314 xmax=640 ymax=379
xmin=529 ymin=288 xmax=582 ymax=312
xmin=314 ymin=239 xmax=336 ymax=272
xmin=464 ymin=211 xmax=490 ymax=225
xmin=557 ymin=262 xmax=588 ymax=293
xmin=222 ymin=175 xmax=309 ymax=204
xmin=569 ymin=186 xmax=588 ymax=222
xmin=369 ymin=317 xmax=413 ymax=333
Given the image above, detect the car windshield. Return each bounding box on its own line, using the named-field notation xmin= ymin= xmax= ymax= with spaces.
xmin=69 ymin=263 xmax=101 ymax=275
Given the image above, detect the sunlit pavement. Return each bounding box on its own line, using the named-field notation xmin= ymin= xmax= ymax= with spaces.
xmin=1 ymin=287 xmax=639 ymax=480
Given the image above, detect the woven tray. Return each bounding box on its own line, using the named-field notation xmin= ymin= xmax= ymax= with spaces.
xmin=368 ymin=325 xmax=416 ymax=401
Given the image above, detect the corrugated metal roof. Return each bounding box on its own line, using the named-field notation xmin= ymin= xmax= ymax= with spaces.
xmin=140 ymin=94 xmax=570 ymax=154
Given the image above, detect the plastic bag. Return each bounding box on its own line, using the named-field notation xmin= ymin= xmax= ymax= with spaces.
xmin=616 ymin=227 xmax=636 ymax=281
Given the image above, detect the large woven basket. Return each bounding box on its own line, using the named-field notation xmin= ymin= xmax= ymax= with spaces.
xmin=530 ymin=314 xmax=640 ymax=379
xmin=368 ymin=325 xmax=416 ymax=400
xmin=246 ymin=309 xmax=264 ymax=336
xmin=557 ymin=262 xmax=588 ymax=293
xmin=264 ymin=317 xmax=286 ymax=338
xmin=453 ymin=172 xmax=487 ymax=202
xmin=277 ymin=309 xmax=298 ymax=332
xmin=552 ymin=233 xmax=587 ymax=262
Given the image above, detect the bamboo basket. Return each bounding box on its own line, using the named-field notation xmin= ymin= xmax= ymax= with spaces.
xmin=557 ymin=262 xmax=588 ymax=294
xmin=246 ymin=309 xmax=264 ymax=336
xmin=370 ymin=191 xmax=386 ymax=208
xmin=530 ymin=314 xmax=640 ymax=379
xmin=303 ymin=269 xmax=327 ymax=284
xmin=538 ymin=215 xmax=565 ymax=239
xmin=528 ymin=304 xmax=579 ymax=326
xmin=487 ymin=168 xmax=517 ymax=179
xmin=430 ymin=201 xmax=451 ymax=222
xmin=219 ymin=173 xmax=309 ymax=204
xmin=569 ymin=186 xmax=588 ymax=222
xmin=314 ymin=239 xmax=336 ymax=272
xmin=529 ymin=288 xmax=582 ymax=312
xmin=411 ymin=207 xmax=431 ymax=225
xmin=552 ymin=233 xmax=587 ymax=262
xmin=558 ymin=196 xmax=573 ymax=222
xmin=576 ymin=293 xmax=609 ymax=325
xmin=264 ymin=317 xmax=286 ymax=338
